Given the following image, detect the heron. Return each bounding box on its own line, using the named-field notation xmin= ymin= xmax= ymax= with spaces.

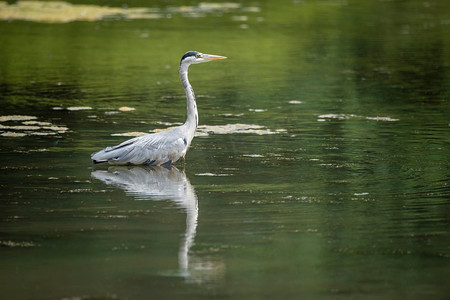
xmin=91 ymin=51 xmax=227 ymax=166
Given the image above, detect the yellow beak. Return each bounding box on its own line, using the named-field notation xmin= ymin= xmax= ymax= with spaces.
xmin=204 ymin=54 xmax=227 ymax=61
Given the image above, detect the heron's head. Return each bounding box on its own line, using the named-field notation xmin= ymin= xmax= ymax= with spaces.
xmin=180 ymin=51 xmax=227 ymax=66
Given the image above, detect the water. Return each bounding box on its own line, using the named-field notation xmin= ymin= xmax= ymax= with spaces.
xmin=1 ymin=1 xmax=449 ymax=299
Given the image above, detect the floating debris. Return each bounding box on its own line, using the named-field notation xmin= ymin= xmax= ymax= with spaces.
xmin=242 ymin=154 xmax=264 ymax=158
xmin=244 ymin=7 xmax=261 ymax=13
xmin=22 ymin=121 xmax=52 ymax=126
xmin=29 ymin=148 xmax=49 ymax=152
xmin=42 ymin=125 xmax=69 ymax=132
xmin=218 ymin=113 xmax=245 ymax=117
xmin=199 ymin=2 xmax=241 ymax=10
xmin=288 ymin=100 xmax=303 ymax=104
xmin=196 ymin=173 xmax=232 ymax=176
xmin=0 ymin=115 xmax=37 ymax=122
xmin=28 ymin=131 xmax=57 ymax=136
xmin=196 ymin=124 xmax=286 ymax=136
xmin=249 ymin=108 xmax=267 ymax=112
xmin=118 ymin=106 xmax=136 ymax=112
xmin=232 ymin=15 xmax=248 ymax=21
xmin=0 ymin=114 xmax=68 ymax=137
xmin=1 ymin=132 xmax=26 ymax=137
xmin=0 ymin=240 xmax=38 ymax=248
xmin=365 ymin=116 xmax=400 ymax=122
xmin=0 ymin=124 xmax=68 ymax=132
xmin=0 ymin=124 xmax=41 ymax=131
xmin=110 ymin=124 xmax=286 ymax=137
xmin=317 ymin=114 xmax=399 ymax=122
xmin=111 ymin=132 xmax=147 ymax=137
xmin=167 ymin=2 xmax=242 ymax=15
xmin=156 ymin=121 xmax=183 ymax=126
xmin=152 ymin=127 xmax=177 ymax=133
xmin=317 ymin=114 xmax=359 ymax=120
xmin=66 ymin=106 xmax=93 ymax=111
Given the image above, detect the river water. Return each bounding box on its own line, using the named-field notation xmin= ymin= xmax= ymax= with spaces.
xmin=1 ymin=1 xmax=449 ymax=299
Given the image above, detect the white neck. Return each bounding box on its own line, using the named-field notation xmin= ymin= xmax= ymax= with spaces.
xmin=179 ymin=63 xmax=198 ymax=131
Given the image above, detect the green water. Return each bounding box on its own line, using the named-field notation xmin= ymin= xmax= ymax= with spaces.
xmin=1 ymin=1 xmax=449 ymax=299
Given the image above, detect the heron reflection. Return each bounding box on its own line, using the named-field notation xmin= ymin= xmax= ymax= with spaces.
xmin=91 ymin=166 xmax=200 ymax=279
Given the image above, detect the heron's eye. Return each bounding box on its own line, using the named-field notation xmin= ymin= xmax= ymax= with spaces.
xmin=195 ymin=54 xmax=202 ymax=58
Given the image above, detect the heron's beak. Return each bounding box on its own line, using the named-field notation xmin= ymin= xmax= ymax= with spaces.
xmin=204 ymin=54 xmax=227 ymax=61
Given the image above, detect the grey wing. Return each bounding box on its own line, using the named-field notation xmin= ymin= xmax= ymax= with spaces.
xmin=91 ymin=130 xmax=186 ymax=165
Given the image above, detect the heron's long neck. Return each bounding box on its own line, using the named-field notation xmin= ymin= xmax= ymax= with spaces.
xmin=179 ymin=64 xmax=198 ymax=131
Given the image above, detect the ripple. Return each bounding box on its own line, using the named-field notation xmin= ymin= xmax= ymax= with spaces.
xmin=0 ymin=1 xmax=259 ymax=23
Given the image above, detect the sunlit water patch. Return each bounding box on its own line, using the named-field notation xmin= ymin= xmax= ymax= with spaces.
xmin=0 ymin=1 xmax=162 ymax=23
xmin=0 ymin=1 xmax=260 ymax=23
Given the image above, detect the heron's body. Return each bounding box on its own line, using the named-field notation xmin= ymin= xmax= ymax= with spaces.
xmin=91 ymin=51 xmax=226 ymax=166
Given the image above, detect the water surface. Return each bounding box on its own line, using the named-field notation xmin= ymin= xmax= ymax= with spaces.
xmin=1 ymin=1 xmax=449 ymax=299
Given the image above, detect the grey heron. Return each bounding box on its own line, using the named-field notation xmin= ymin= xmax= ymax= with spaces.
xmin=91 ymin=51 xmax=227 ymax=166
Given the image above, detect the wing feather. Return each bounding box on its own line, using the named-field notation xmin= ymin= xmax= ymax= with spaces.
xmin=91 ymin=127 xmax=188 ymax=165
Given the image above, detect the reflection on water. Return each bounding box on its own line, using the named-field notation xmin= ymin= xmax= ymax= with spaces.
xmin=92 ymin=166 xmax=223 ymax=283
